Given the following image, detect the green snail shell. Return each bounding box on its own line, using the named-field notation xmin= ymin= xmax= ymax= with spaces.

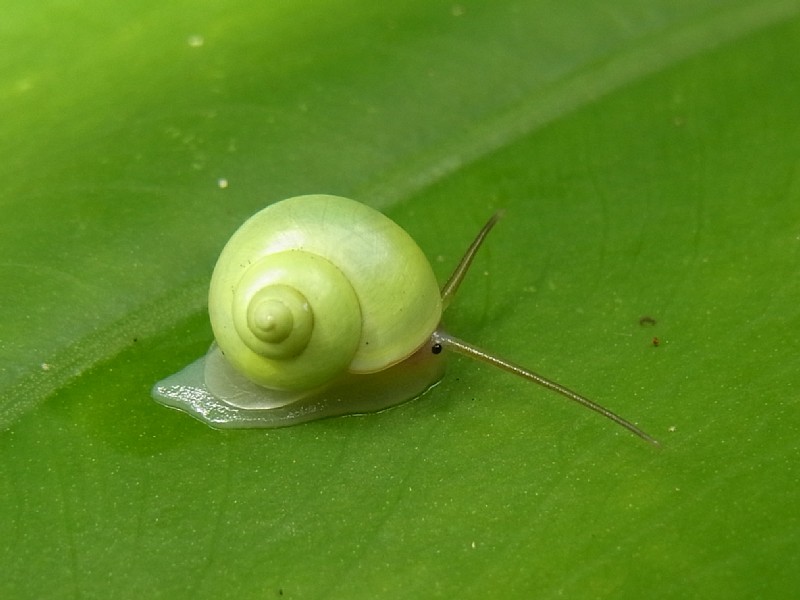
xmin=152 ymin=194 xmax=444 ymax=427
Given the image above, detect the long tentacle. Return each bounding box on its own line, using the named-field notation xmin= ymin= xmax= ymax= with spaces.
xmin=433 ymin=331 xmax=659 ymax=445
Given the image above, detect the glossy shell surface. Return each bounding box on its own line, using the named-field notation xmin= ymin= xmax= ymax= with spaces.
xmin=209 ymin=195 xmax=442 ymax=386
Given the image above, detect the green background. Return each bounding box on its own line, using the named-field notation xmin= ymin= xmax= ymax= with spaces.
xmin=2 ymin=1 xmax=799 ymax=598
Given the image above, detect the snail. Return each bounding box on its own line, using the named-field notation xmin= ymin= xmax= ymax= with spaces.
xmin=152 ymin=194 xmax=657 ymax=444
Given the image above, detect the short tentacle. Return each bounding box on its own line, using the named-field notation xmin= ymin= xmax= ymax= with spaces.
xmin=440 ymin=210 xmax=505 ymax=311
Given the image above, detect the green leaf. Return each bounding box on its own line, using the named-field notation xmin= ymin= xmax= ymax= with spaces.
xmin=3 ymin=1 xmax=800 ymax=598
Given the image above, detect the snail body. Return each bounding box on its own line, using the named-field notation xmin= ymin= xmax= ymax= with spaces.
xmin=154 ymin=195 xmax=445 ymax=427
xmin=153 ymin=195 xmax=657 ymax=444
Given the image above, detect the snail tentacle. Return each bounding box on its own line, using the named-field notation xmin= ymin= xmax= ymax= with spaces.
xmin=432 ymin=331 xmax=659 ymax=445
xmin=440 ymin=210 xmax=505 ymax=311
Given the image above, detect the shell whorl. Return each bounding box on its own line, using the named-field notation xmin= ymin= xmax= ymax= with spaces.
xmin=234 ymin=274 xmax=313 ymax=360
xmin=215 ymin=249 xmax=362 ymax=391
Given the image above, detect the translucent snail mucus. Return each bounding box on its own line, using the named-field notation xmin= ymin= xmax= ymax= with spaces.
xmin=152 ymin=194 xmax=657 ymax=444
